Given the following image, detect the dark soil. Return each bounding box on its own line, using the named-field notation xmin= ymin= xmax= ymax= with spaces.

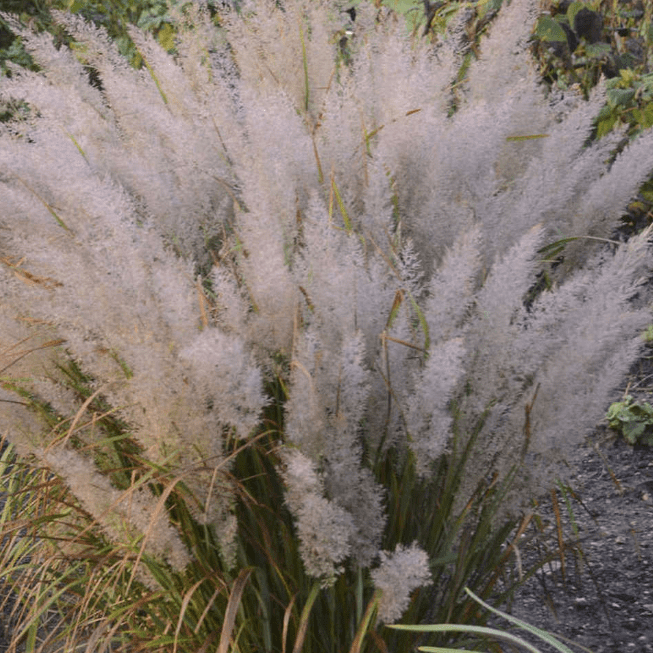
xmin=504 ymin=428 xmax=653 ymax=653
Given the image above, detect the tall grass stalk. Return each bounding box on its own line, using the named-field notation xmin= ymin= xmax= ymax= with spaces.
xmin=0 ymin=364 xmax=537 ymax=653
xmin=1 ymin=0 xmax=652 ymax=650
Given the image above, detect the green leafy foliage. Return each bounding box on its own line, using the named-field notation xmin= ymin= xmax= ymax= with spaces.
xmin=595 ymin=69 xmax=653 ymax=138
xmin=0 ymin=0 xmax=216 ymax=74
xmin=535 ymin=14 xmax=568 ymax=43
xmin=529 ymin=0 xmax=653 ymax=232
xmin=606 ymin=394 xmax=653 ymax=446
xmin=532 ymin=1 xmax=653 ymax=126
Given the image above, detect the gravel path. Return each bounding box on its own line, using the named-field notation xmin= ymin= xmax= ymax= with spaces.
xmin=507 ymin=431 xmax=653 ymax=652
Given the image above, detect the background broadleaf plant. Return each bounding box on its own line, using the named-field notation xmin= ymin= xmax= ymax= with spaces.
xmin=606 ymin=394 xmax=653 ymax=446
xmin=1 ymin=0 xmax=653 ymax=651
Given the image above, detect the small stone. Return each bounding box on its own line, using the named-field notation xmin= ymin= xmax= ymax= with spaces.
xmin=543 ymin=560 xmax=562 ymax=575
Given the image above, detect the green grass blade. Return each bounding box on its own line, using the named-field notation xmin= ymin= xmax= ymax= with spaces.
xmin=217 ymin=568 xmax=253 ymax=653
xmin=141 ymin=55 xmax=168 ymax=104
xmin=330 ymin=174 xmax=352 ymax=232
xmin=63 ymin=128 xmax=88 ymax=161
xmin=463 ymin=588 xmax=575 ymax=653
xmin=406 ymin=290 xmax=430 ymax=353
xmin=292 ymin=581 xmax=321 ymax=653
xmin=505 ymin=134 xmax=550 ymax=141
xmin=16 ymin=177 xmax=71 ymax=232
xmin=298 ymin=20 xmax=309 ymax=112
xmin=415 ymin=648 xmax=478 ymax=653
xmin=389 ymin=624 xmax=545 ymax=653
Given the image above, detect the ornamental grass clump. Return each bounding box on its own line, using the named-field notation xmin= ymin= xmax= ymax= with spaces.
xmin=1 ymin=0 xmax=653 ymax=651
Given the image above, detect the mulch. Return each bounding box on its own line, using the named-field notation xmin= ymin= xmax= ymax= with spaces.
xmin=504 ymin=428 xmax=653 ymax=653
